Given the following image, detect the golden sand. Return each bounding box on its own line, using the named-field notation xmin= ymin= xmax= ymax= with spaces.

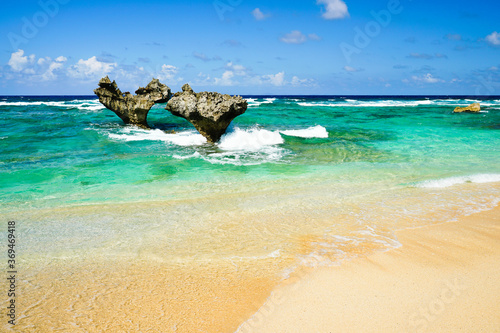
xmin=2 ymin=258 xmax=283 ymax=332
xmin=2 ymin=200 xmax=498 ymax=332
xmin=237 ymin=206 xmax=500 ymax=333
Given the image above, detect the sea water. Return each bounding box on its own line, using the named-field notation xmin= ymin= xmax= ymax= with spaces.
xmin=1 ymin=95 xmax=499 ymax=270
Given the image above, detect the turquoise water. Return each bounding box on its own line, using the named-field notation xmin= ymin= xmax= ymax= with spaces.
xmin=1 ymin=96 xmax=499 ymax=208
xmin=1 ymin=96 xmax=499 ymax=265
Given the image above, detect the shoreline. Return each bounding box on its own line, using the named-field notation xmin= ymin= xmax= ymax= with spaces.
xmin=237 ymin=205 xmax=500 ymax=332
xmin=2 ymin=199 xmax=499 ymax=332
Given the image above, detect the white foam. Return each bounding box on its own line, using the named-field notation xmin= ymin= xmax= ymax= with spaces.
xmin=218 ymin=127 xmax=284 ymax=151
xmin=0 ymin=99 xmax=105 ymax=111
xmin=72 ymin=100 xmax=105 ymax=111
xmin=247 ymin=97 xmax=276 ymax=107
xmin=416 ymin=174 xmax=500 ymax=188
xmin=201 ymin=147 xmax=287 ymax=166
xmin=170 ymin=127 xmax=290 ymax=166
xmin=0 ymin=101 xmax=67 ymax=107
xmin=172 ymin=152 xmax=202 ymax=160
xmin=280 ymin=125 xmax=328 ymax=138
xmin=107 ymin=128 xmax=207 ymax=146
xmin=297 ymin=102 xmax=325 ymax=107
xmin=345 ymin=100 xmax=433 ymax=107
xmin=107 ymin=124 xmax=331 ymax=165
xmin=78 ymin=105 xmax=105 ymax=111
xmin=298 ymin=100 xmax=435 ymax=107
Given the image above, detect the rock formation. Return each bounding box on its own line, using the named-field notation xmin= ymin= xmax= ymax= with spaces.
xmin=166 ymin=84 xmax=247 ymax=143
xmin=94 ymin=76 xmax=171 ymax=129
xmin=453 ymin=102 xmax=481 ymax=113
xmin=94 ymin=78 xmax=247 ymax=142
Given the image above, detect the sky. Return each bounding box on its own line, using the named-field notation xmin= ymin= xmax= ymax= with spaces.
xmin=1 ymin=0 xmax=499 ymax=95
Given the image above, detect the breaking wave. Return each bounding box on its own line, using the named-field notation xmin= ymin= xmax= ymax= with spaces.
xmin=0 ymin=99 xmax=104 ymax=111
xmin=415 ymin=174 xmax=500 ymax=188
xmin=105 ymin=125 xmax=328 ymax=165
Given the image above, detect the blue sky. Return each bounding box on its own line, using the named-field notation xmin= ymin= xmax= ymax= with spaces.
xmin=1 ymin=0 xmax=499 ymax=95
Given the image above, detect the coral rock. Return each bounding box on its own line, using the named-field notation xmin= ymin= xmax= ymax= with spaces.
xmin=166 ymin=84 xmax=247 ymax=143
xmin=453 ymin=103 xmax=481 ymax=113
xmin=94 ymin=76 xmax=171 ymax=128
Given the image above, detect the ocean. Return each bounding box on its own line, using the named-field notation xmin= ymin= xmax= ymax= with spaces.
xmin=1 ymin=95 xmax=499 ymax=330
xmin=1 ymin=95 xmax=499 ymax=266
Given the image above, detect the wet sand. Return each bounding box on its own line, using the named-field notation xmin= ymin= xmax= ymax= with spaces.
xmin=237 ymin=206 xmax=500 ymax=333
xmin=3 ymin=259 xmax=283 ymax=332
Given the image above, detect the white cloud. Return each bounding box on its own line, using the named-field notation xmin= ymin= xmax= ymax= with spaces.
xmin=195 ymin=72 xmax=212 ymax=85
xmin=41 ymin=61 xmax=64 ymax=81
xmin=252 ymin=8 xmax=269 ymax=21
xmin=8 ymin=49 xmax=35 ymax=72
xmin=412 ymin=73 xmax=444 ymax=83
xmin=485 ymin=31 xmax=500 ymax=46
xmin=280 ymin=30 xmax=307 ymax=44
xmin=225 ymin=62 xmax=248 ymax=76
xmin=7 ymin=49 xmax=67 ymax=81
xmin=280 ymin=31 xmax=321 ymax=44
xmin=212 ymin=62 xmax=249 ymax=86
xmin=201 ymin=63 xmax=314 ymax=88
xmin=343 ymin=66 xmax=365 ymax=73
xmin=214 ymin=70 xmax=235 ymax=86
xmin=291 ymin=76 xmax=316 ymax=86
xmin=263 ymin=72 xmax=285 ymax=86
xmin=68 ymin=56 xmax=116 ymax=79
xmin=344 ymin=65 xmax=358 ymax=72
xmin=308 ymin=33 xmax=321 ymax=41
xmin=40 ymin=56 xmax=67 ymax=81
xmin=317 ymin=0 xmax=349 ymax=20
xmin=157 ymin=64 xmax=181 ymax=82
xmin=38 ymin=57 xmax=49 ymax=66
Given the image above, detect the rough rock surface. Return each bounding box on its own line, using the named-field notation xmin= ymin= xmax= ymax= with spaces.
xmin=166 ymin=84 xmax=247 ymax=143
xmin=94 ymin=76 xmax=171 ymax=128
xmin=454 ymin=103 xmax=481 ymax=113
xmin=135 ymin=78 xmax=172 ymax=103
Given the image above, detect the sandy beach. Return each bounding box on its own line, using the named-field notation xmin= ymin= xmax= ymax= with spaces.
xmin=3 ymin=198 xmax=499 ymax=332
xmin=237 ymin=205 xmax=500 ymax=333
xmin=4 ymin=203 xmax=499 ymax=332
